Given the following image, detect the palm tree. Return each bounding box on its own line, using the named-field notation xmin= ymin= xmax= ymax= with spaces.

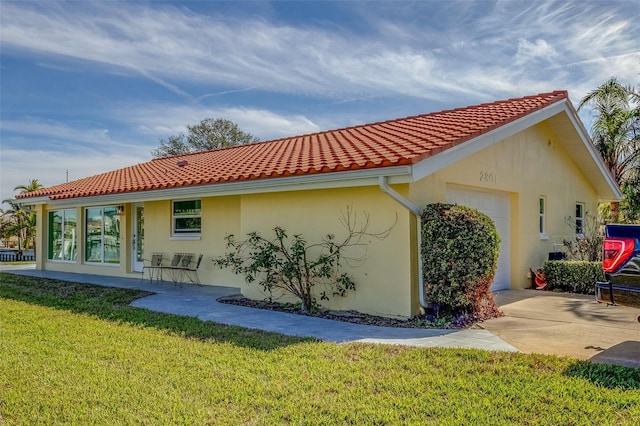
xmin=0 ymin=200 xmax=31 ymax=252
xmin=13 ymin=178 xmax=43 ymax=194
xmin=621 ymin=166 xmax=640 ymax=223
xmin=578 ymin=78 xmax=640 ymax=222
xmin=1 ymin=179 xmax=43 ymax=254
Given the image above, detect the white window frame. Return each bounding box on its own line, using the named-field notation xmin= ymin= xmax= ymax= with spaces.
xmin=539 ymin=196 xmax=548 ymax=240
xmin=575 ymin=202 xmax=585 ymax=238
xmin=172 ymin=199 xmax=202 ymax=238
xmin=48 ymin=209 xmax=77 ymax=262
xmin=85 ymin=206 xmax=120 ymax=265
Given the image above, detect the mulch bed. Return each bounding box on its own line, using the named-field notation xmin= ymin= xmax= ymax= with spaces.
xmin=217 ymin=295 xmax=474 ymax=329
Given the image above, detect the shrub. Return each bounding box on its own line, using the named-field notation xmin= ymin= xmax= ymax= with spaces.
xmin=214 ymin=208 xmax=393 ymax=312
xmin=421 ymin=203 xmax=501 ymax=320
xmin=543 ymin=260 xmax=604 ymax=295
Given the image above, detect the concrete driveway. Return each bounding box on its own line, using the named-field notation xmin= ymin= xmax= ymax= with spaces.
xmin=482 ymin=290 xmax=640 ymax=368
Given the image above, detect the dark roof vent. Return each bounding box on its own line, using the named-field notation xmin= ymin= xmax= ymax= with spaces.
xmin=176 ymin=160 xmax=189 ymax=167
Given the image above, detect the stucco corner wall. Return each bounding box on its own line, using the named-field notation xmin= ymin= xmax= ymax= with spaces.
xmin=34 ymin=204 xmax=46 ymax=270
xmin=409 ymin=122 xmax=602 ymax=290
xmin=238 ymin=186 xmax=415 ymax=318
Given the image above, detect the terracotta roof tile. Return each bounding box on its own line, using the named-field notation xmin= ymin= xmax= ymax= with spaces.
xmin=18 ymin=91 xmax=568 ymax=201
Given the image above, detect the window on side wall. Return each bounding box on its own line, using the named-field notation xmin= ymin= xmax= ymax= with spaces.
xmin=539 ymin=196 xmax=547 ymax=239
xmin=575 ymin=203 xmax=585 ymax=237
xmin=172 ymin=200 xmax=201 ymax=236
xmin=48 ymin=209 xmax=77 ymax=261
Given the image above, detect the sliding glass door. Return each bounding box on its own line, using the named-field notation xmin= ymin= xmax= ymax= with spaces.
xmin=85 ymin=206 xmax=120 ymax=264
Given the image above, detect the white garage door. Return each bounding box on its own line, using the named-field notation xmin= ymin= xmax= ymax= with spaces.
xmin=446 ymin=186 xmax=511 ymax=291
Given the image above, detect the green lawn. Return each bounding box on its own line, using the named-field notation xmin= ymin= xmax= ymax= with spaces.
xmin=1 ymin=273 xmax=639 ymax=424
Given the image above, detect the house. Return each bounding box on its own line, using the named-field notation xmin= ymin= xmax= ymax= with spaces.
xmin=18 ymin=91 xmax=621 ymax=318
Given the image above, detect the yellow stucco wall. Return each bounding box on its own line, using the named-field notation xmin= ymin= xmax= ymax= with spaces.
xmin=34 ymin=204 xmax=46 ymax=270
xmin=238 ymin=187 xmax=413 ymax=317
xmin=409 ymin=121 xmax=600 ymax=291
xmin=141 ymin=197 xmax=244 ymax=286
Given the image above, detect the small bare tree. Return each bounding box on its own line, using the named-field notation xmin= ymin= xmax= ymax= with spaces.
xmin=563 ymin=211 xmax=603 ymax=261
xmin=213 ymin=207 xmax=395 ymax=312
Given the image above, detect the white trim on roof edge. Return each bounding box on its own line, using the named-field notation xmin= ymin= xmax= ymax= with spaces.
xmin=563 ymin=102 xmax=622 ymax=200
xmin=35 ymin=165 xmax=413 ymax=207
xmin=411 ymin=99 xmax=622 ymax=200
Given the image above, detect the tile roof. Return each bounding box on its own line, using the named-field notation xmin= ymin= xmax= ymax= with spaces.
xmin=19 ymin=91 xmax=568 ymax=201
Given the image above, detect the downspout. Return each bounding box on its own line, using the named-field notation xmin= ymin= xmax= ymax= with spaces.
xmin=378 ymin=176 xmax=429 ymax=310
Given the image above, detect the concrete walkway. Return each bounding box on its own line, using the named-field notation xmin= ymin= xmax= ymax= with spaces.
xmin=1 ymin=266 xmax=517 ymax=352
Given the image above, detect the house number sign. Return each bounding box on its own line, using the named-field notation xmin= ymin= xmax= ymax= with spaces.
xmin=479 ymin=171 xmax=497 ymax=184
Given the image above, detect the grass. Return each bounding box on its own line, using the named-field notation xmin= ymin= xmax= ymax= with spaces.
xmin=1 ymin=273 xmax=640 ymax=424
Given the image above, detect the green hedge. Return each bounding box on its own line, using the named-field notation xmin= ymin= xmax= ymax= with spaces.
xmin=542 ymin=261 xmax=605 ymax=295
xmin=421 ymin=203 xmax=501 ymax=320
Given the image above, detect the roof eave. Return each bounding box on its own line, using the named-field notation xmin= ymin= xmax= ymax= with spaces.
xmin=38 ymin=165 xmax=413 ymax=207
xmin=11 ymin=196 xmax=51 ymax=205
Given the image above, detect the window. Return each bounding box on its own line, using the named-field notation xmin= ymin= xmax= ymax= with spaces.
xmin=575 ymin=203 xmax=585 ymax=236
xmin=539 ymin=196 xmax=547 ymax=238
xmin=85 ymin=206 xmax=120 ymax=264
xmin=48 ymin=209 xmax=77 ymax=261
xmin=172 ymin=200 xmax=201 ymax=236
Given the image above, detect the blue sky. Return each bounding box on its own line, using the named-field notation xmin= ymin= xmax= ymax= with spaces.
xmin=1 ymin=0 xmax=639 ymax=204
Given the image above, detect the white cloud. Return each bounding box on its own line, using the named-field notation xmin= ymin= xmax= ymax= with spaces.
xmin=0 ymin=118 xmax=147 ymax=153
xmin=2 ymin=119 xmax=110 ymax=146
xmin=228 ymin=108 xmax=320 ymax=139
xmin=2 ymin=1 xmax=635 ymax=104
xmin=123 ymin=104 xmax=320 ymax=140
xmin=0 ymin=118 xmax=152 ymax=204
xmin=0 ymin=147 xmax=148 ymax=207
xmin=515 ymin=39 xmax=558 ymax=65
xmin=2 ymin=0 xmax=639 ymax=203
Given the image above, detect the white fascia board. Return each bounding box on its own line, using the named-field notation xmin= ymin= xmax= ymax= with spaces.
xmin=411 ymin=100 xmax=569 ymax=182
xmin=562 ymin=103 xmax=623 ymax=200
xmin=43 ymin=165 xmax=413 ymax=208
xmin=14 ymin=196 xmax=50 ymax=205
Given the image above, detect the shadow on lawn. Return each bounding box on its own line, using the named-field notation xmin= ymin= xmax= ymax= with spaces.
xmin=565 ymin=360 xmax=640 ymax=390
xmin=0 ymin=272 xmax=314 ymax=351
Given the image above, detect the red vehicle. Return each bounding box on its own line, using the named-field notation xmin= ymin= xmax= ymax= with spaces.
xmin=596 ymin=224 xmax=640 ymax=321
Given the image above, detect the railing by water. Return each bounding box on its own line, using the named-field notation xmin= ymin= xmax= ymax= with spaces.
xmin=0 ymin=252 xmax=35 ymax=262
